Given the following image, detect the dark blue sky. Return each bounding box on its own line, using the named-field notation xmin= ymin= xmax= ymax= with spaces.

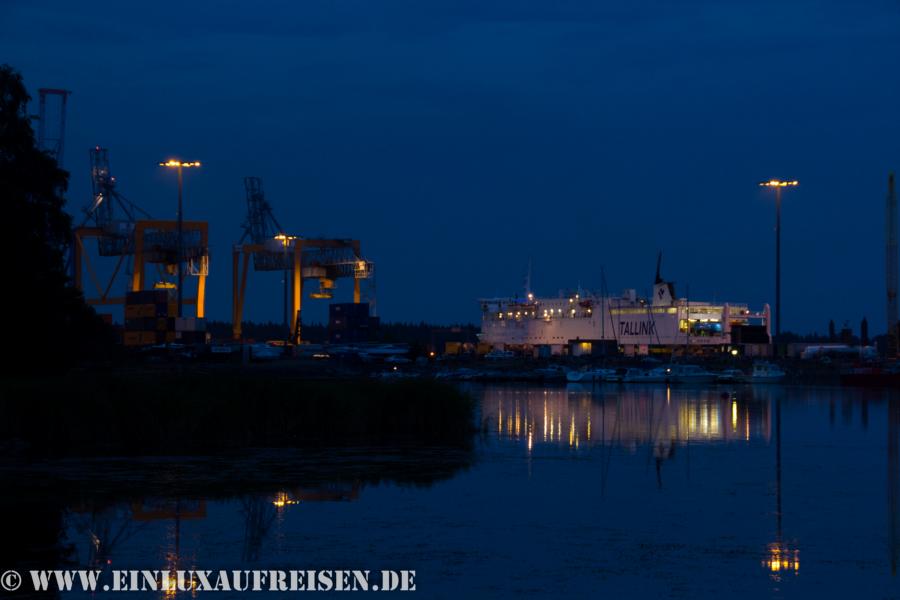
xmin=3 ymin=0 xmax=899 ymax=333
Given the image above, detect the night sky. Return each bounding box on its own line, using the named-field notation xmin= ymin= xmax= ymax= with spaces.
xmin=3 ymin=1 xmax=899 ymax=334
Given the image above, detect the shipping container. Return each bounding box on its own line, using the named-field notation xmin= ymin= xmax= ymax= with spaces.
xmin=327 ymin=304 xmax=378 ymax=342
xmin=126 ymin=290 xmax=169 ymax=305
xmin=174 ymin=317 xmax=207 ymax=332
xmin=125 ymin=317 xmax=155 ymax=331
xmin=125 ymin=304 xmax=163 ymax=319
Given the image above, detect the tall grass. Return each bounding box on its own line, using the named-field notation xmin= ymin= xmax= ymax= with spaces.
xmin=0 ymin=374 xmax=475 ymax=456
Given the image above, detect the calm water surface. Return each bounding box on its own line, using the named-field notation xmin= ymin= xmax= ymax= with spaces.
xmin=45 ymin=385 xmax=900 ymax=597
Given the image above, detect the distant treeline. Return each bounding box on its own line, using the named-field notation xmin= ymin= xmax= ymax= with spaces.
xmin=780 ymin=316 xmax=879 ymax=347
xmin=207 ymin=320 xmax=480 ymax=348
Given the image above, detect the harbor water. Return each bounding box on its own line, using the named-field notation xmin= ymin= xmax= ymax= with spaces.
xmin=8 ymin=383 xmax=900 ymax=598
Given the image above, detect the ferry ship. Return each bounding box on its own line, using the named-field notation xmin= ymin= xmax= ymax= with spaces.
xmin=479 ymin=257 xmax=771 ymax=356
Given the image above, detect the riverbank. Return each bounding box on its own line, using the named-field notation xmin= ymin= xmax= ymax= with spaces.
xmin=211 ymin=353 xmax=854 ymax=386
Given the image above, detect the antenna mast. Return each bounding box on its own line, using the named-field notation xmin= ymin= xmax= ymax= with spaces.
xmin=887 ymin=173 xmax=898 ymax=357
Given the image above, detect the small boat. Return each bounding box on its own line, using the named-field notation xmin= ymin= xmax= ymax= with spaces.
xmin=668 ymin=364 xmax=717 ymax=384
xmin=622 ymin=368 xmax=646 ymax=383
xmin=623 ymin=366 xmax=671 ymax=383
xmin=749 ymin=361 xmax=786 ymax=383
xmin=385 ymin=355 xmax=412 ymax=364
xmin=717 ymin=368 xmax=746 ymax=383
xmin=602 ymin=368 xmax=625 ymax=383
xmin=565 ymin=369 xmax=588 ymax=382
xmin=566 ymin=368 xmax=613 ymax=383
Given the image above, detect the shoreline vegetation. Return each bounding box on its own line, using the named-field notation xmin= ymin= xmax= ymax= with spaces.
xmin=0 ymin=374 xmax=478 ymax=576
xmin=0 ymin=375 xmax=476 ymax=458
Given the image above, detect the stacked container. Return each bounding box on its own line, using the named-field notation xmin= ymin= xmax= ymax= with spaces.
xmin=328 ymin=303 xmax=379 ymax=343
xmin=123 ymin=289 xmax=206 ymax=346
xmin=173 ymin=316 xmax=207 ymax=344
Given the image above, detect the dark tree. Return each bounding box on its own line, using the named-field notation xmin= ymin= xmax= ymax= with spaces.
xmin=0 ymin=64 xmax=113 ymax=370
xmin=860 ymin=317 xmax=869 ymax=346
xmin=828 ymin=319 xmax=836 ymax=342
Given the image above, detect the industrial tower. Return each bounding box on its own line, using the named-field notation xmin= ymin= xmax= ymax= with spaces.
xmin=888 ymin=173 xmax=898 ymax=357
xmin=36 ymin=88 xmax=71 ymax=166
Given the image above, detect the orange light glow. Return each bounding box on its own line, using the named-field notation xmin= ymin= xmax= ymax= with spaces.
xmin=159 ymin=159 xmax=201 ymax=168
xmin=759 ymin=179 xmax=799 ymax=187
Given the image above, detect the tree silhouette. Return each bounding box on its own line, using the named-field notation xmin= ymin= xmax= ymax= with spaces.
xmin=0 ymin=64 xmax=113 ymax=371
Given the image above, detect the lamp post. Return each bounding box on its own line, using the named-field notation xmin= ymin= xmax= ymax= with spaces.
xmin=758 ymin=179 xmax=798 ymax=342
xmin=159 ymin=159 xmax=201 ymax=317
xmin=274 ymin=233 xmax=296 ymax=341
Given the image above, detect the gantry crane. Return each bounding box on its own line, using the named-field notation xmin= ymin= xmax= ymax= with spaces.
xmin=232 ymin=177 xmax=293 ymax=340
xmin=232 ymin=177 xmax=374 ymax=342
xmin=72 ymin=147 xmax=209 ymax=317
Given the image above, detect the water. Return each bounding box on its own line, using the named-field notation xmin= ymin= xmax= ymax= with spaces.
xmin=8 ymin=384 xmax=900 ymax=598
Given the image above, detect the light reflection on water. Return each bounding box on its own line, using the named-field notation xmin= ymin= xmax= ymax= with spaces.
xmin=482 ymin=385 xmax=772 ymax=450
xmin=48 ymin=385 xmax=900 ymax=598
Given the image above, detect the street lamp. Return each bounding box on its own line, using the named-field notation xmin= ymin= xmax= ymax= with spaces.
xmin=159 ymin=159 xmax=201 ymax=317
xmin=758 ymin=179 xmax=799 ymax=342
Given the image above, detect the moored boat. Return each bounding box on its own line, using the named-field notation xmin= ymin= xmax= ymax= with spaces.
xmin=668 ymin=364 xmax=717 ymax=384
xmin=749 ymin=361 xmax=786 ymax=383
xmin=603 ymin=368 xmax=625 ymax=383
xmin=717 ymin=368 xmax=747 ymax=383
xmin=566 ymin=368 xmax=614 ymax=383
xmin=623 ymin=366 xmax=671 ymax=383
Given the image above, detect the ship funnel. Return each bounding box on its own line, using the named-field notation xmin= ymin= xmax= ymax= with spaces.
xmin=652 ymin=252 xmax=676 ymax=306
